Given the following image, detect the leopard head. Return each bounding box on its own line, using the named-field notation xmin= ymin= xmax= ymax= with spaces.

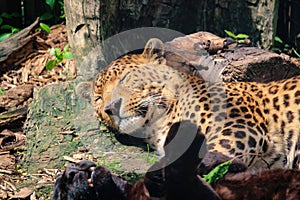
xmin=92 ymin=38 xmax=166 ymax=131
xmin=102 ymin=69 xmax=179 ymax=134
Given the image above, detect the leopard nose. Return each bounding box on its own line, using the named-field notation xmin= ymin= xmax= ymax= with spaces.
xmin=104 ymin=98 xmax=122 ymax=116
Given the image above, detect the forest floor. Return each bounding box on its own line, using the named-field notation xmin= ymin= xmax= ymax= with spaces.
xmin=0 ymin=24 xmax=75 ymax=199
xmin=1 ymin=23 xmax=300 ymax=200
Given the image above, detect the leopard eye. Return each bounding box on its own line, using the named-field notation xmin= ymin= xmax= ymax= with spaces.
xmin=138 ymin=105 xmax=149 ymax=117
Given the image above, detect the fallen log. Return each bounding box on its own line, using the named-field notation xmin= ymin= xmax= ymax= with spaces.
xmin=0 ymin=18 xmax=40 ymax=76
xmin=164 ymin=32 xmax=300 ymax=83
xmin=0 ymin=84 xmax=33 ymax=110
xmin=0 ymin=106 xmax=28 ymax=127
xmin=0 ymin=84 xmax=33 ymax=128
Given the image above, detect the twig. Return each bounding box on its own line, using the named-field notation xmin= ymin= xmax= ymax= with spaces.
xmin=0 ymin=169 xmax=13 ymax=175
xmin=3 ymin=180 xmax=16 ymax=191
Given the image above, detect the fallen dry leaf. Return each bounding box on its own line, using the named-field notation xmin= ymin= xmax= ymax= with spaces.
xmin=9 ymin=187 xmax=34 ymax=199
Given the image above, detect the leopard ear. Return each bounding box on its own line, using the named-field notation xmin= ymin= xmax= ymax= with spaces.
xmin=142 ymin=38 xmax=165 ymax=64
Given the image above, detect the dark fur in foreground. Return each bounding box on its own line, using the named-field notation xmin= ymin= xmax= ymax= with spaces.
xmin=53 ymin=121 xmax=300 ymax=200
xmin=162 ymin=120 xmax=220 ymax=200
xmin=52 ymin=160 xmax=131 ymax=200
xmin=214 ymin=169 xmax=300 ymax=200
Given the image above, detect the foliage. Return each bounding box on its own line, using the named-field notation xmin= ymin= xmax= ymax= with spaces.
xmin=0 ymin=0 xmax=65 ymax=41
xmin=42 ymin=0 xmax=65 ymax=21
xmin=146 ymin=144 xmax=158 ymax=165
xmin=0 ymin=88 xmax=4 ymax=95
xmin=97 ymin=157 xmax=144 ymax=184
xmin=224 ymin=30 xmax=249 ymax=43
xmin=0 ymin=12 xmax=21 ymax=42
xmin=271 ymin=36 xmax=300 ymax=58
xmin=35 ymin=185 xmax=53 ymax=200
xmin=0 ymin=12 xmax=20 ymax=25
xmin=37 ymin=0 xmax=65 ymax=33
xmin=120 ymin=172 xmax=144 ymax=184
xmin=97 ymin=157 xmax=122 ymax=172
xmin=202 ymin=160 xmax=232 ymax=184
xmin=0 ymin=25 xmax=20 ymax=42
xmin=38 ymin=23 xmax=51 ymax=33
xmin=33 ymin=22 xmax=52 ymax=34
xmin=46 ymin=44 xmax=73 ymax=70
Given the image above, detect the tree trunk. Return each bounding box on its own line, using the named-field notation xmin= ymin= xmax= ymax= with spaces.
xmin=64 ymin=0 xmax=279 ymax=73
xmin=196 ymin=0 xmax=279 ymax=49
xmin=63 ymin=0 xmax=203 ymax=76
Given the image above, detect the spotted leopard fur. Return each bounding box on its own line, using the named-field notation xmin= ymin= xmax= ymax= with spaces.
xmin=92 ymin=38 xmax=300 ymax=170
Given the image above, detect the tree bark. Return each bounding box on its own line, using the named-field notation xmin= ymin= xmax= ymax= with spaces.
xmin=164 ymin=32 xmax=300 ymax=83
xmin=64 ymin=0 xmax=279 ymax=72
xmin=0 ymin=18 xmax=40 ymax=76
xmin=63 ymin=0 xmax=202 ymax=72
xmin=196 ymin=0 xmax=279 ymax=49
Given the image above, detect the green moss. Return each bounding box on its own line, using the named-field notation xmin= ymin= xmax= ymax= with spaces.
xmin=120 ymin=171 xmax=144 ymax=185
xmin=35 ymin=185 xmax=54 ymax=200
xmin=22 ymin=81 xmax=150 ymax=198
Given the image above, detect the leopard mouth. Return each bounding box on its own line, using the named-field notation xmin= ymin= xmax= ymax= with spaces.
xmin=107 ymin=109 xmax=144 ymax=132
xmin=105 ymin=101 xmax=149 ymax=134
xmin=118 ymin=116 xmax=147 ymax=138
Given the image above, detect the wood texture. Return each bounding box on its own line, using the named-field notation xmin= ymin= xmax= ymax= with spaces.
xmin=164 ymin=32 xmax=300 ymax=83
xmin=0 ymin=18 xmax=40 ymax=75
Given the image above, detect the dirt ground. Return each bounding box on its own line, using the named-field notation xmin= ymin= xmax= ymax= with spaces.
xmin=0 ymin=24 xmax=75 ymax=200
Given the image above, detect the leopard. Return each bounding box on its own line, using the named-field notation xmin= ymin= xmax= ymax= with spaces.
xmin=90 ymin=38 xmax=300 ymax=170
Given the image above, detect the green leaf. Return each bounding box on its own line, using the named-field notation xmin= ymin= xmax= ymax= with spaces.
xmin=1 ymin=24 xmax=14 ymax=30
xmin=62 ymin=52 xmax=73 ymax=59
xmin=224 ymin=30 xmax=237 ymax=39
xmin=63 ymin=44 xmax=69 ymax=52
xmin=1 ymin=12 xmax=12 ymax=19
xmin=0 ymin=17 xmax=3 ymax=26
xmin=270 ymin=47 xmax=282 ymax=53
xmin=50 ymin=47 xmax=61 ymax=57
xmin=11 ymin=27 xmax=20 ymax=34
xmin=0 ymin=33 xmax=12 ymax=42
xmin=0 ymin=25 xmax=19 ymax=34
xmin=1 ymin=12 xmax=20 ymax=19
xmin=0 ymin=89 xmax=4 ymax=95
xmin=202 ymin=160 xmax=232 ymax=184
xmin=274 ymin=36 xmax=283 ymax=44
xmin=46 ymin=59 xmax=57 ymax=70
xmin=292 ymin=47 xmax=300 ymax=58
xmin=46 ymin=0 xmax=56 ymax=10
xmin=54 ymin=48 xmax=62 ymax=57
xmin=10 ymin=12 xmax=21 ymax=18
xmin=236 ymin=33 xmax=249 ymax=39
xmin=57 ymin=57 xmax=63 ymax=63
xmin=50 ymin=48 xmax=56 ymax=56
xmin=40 ymin=12 xmax=53 ymax=21
xmin=60 ymin=14 xmax=66 ymax=19
xmin=40 ymin=23 xmax=51 ymax=33
xmin=58 ymin=0 xmax=64 ymax=6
